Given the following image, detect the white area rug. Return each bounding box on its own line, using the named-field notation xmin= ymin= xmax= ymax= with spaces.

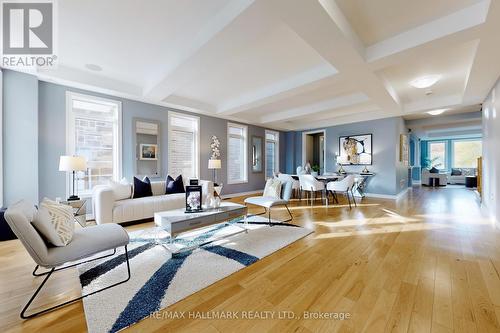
xmin=77 ymin=216 xmax=312 ymax=333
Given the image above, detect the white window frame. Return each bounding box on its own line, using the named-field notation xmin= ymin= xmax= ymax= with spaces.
xmin=227 ymin=122 xmax=248 ymax=184
xmin=167 ymin=111 xmax=200 ymax=179
xmin=265 ymin=130 xmax=280 ymax=179
xmin=427 ymin=140 xmax=448 ymax=170
xmin=451 ymin=138 xmax=482 ymax=169
xmin=0 ymin=69 xmax=3 ymax=207
xmin=66 ymin=92 xmax=122 ymax=198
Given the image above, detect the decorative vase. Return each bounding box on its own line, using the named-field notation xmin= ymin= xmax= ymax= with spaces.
xmin=214 ymin=197 xmax=221 ymax=208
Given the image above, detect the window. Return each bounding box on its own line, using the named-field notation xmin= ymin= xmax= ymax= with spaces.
xmin=227 ymin=123 xmax=248 ymax=184
xmin=265 ymin=130 xmax=279 ymax=178
xmin=66 ymin=92 xmax=122 ymax=197
xmin=452 ymin=139 xmax=482 ymax=168
xmin=168 ymin=112 xmax=200 ymax=178
xmin=428 ymin=141 xmax=447 ymax=170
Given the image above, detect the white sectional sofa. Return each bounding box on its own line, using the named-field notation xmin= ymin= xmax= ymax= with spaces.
xmin=92 ymin=178 xmax=213 ymax=224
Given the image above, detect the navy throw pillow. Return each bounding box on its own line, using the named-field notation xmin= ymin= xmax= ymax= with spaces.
xmin=133 ymin=176 xmax=152 ymax=198
xmin=451 ymin=168 xmax=462 ymax=176
xmin=166 ymin=175 xmax=185 ymax=194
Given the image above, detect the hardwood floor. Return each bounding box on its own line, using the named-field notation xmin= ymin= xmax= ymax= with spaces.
xmin=1 ymin=186 xmax=499 ymax=332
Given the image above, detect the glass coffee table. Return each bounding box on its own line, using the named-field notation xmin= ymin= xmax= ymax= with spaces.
xmin=153 ymin=202 xmax=248 ymax=253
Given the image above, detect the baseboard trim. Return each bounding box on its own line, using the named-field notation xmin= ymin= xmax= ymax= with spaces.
xmin=221 ymin=190 xmax=262 ymax=199
xmin=364 ymin=187 xmax=411 ymax=200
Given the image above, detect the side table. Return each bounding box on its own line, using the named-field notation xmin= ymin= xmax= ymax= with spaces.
xmin=61 ymin=199 xmax=87 ymax=227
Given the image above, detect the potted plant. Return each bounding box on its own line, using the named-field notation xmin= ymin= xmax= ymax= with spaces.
xmin=423 ymin=157 xmax=442 ymax=173
xmin=311 ymin=164 xmax=320 ymax=176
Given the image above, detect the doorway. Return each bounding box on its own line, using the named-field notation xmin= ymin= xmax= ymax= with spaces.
xmin=302 ymin=130 xmax=326 ymax=174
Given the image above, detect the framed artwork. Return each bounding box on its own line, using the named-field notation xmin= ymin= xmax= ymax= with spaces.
xmin=400 ymin=134 xmax=409 ymax=166
xmin=251 ymin=136 xmax=263 ymax=173
xmin=339 ymin=134 xmax=372 ymax=165
xmin=185 ymin=185 xmax=202 ymax=212
xmin=139 ymin=143 xmax=158 ymax=160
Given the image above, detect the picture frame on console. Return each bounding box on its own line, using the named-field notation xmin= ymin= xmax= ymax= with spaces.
xmin=185 ymin=185 xmax=202 ymax=213
xmin=339 ymin=134 xmax=373 ymax=165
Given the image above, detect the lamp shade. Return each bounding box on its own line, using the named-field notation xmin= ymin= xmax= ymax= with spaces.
xmin=208 ymin=159 xmax=221 ymax=169
xmin=59 ymin=155 xmax=87 ymax=171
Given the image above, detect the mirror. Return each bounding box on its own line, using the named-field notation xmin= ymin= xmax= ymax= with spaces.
xmin=251 ymin=136 xmax=263 ymax=173
xmin=134 ymin=118 xmax=160 ymax=178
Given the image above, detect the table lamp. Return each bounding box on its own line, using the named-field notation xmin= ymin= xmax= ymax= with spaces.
xmin=360 ymin=154 xmax=372 ymax=174
xmin=208 ymin=159 xmax=221 ymax=185
xmin=337 ymin=155 xmax=347 ymax=174
xmin=59 ymin=155 xmax=87 ymax=201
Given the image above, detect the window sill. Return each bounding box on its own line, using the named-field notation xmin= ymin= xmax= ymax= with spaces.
xmin=227 ymin=180 xmax=248 ymax=185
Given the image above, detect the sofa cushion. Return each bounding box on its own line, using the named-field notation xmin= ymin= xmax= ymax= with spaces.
xmin=263 ymin=178 xmax=282 ymax=199
xmin=112 ymin=193 xmax=185 ymax=224
xmin=133 ymin=177 xmax=153 ymax=198
xmin=166 ymin=175 xmax=185 ymax=194
xmin=451 ymin=168 xmax=462 ymax=176
xmin=108 ymin=178 xmax=132 ymax=200
xmin=32 ymin=199 xmax=75 ymax=246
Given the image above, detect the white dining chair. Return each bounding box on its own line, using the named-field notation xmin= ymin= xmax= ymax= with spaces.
xmin=277 ymin=173 xmax=300 ymax=198
xmin=299 ymin=174 xmax=326 ymax=205
xmin=326 ymin=174 xmax=357 ymax=209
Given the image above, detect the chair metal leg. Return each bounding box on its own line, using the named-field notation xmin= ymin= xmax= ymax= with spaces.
xmin=21 ymin=245 xmax=131 ymax=319
xmin=267 ymin=205 xmax=293 ymax=225
xmin=351 ymin=190 xmax=358 ymax=207
xmin=346 ymin=191 xmax=352 ymax=209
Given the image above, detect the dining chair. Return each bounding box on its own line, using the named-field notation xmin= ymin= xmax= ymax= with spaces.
xmin=326 ymin=175 xmax=357 ymax=209
xmin=277 ymin=173 xmax=300 ymax=198
xmin=299 ymin=174 xmax=326 ymax=205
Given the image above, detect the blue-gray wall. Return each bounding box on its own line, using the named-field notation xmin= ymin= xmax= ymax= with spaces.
xmin=3 ymin=70 xmax=39 ymax=205
xmin=285 ymin=117 xmax=409 ymax=196
xmin=37 ymin=80 xmax=286 ymax=200
xmin=3 ymin=69 xmax=286 ymax=204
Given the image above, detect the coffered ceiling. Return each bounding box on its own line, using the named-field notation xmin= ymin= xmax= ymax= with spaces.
xmin=26 ymin=0 xmax=500 ymax=130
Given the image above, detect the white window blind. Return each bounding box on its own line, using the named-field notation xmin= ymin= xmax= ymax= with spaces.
xmin=265 ymin=130 xmax=279 ymax=178
xmin=227 ymin=123 xmax=248 ymax=184
xmin=66 ymin=92 xmax=122 ymax=197
xmin=168 ymin=112 xmax=199 ymax=178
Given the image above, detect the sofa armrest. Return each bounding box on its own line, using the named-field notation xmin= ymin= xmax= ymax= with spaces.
xmin=92 ymin=185 xmax=116 ymax=224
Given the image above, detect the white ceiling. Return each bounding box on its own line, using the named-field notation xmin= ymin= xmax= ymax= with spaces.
xmin=25 ymin=0 xmax=500 ymax=131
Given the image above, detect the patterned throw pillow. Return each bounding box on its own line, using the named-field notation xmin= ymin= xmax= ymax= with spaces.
xmin=263 ymin=178 xmax=282 ymax=199
xmin=33 ymin=199 xmax=75 ymax=246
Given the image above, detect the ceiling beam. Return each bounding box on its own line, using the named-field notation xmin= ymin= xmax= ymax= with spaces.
xmin=366 ymin=0 xmax=490 ymax=65
xmin=216 ymin=63 xmax=338 ymax=115
xmin=462 ymin=0 xmax=500 ymax=105
xmin=260 ymin=93 xmax=369 ymax=123
xmin=264 ymin=0 xmax=401 ymax=116
xmin=142 ymin=0 xmax=258 ymax=101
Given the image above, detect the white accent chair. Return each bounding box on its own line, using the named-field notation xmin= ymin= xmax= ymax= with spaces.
xmin=277 ymin=173 xmax=300 ymax=198
xmin=4 ymin=200 xmax=130 ymax=319
xmin=326 ymin=174 xmax=357 ymax=209
xmin=299 ymin=174 xmax=326 ymax=205
xmin=244 ymin=180 xmax=293 ymax=224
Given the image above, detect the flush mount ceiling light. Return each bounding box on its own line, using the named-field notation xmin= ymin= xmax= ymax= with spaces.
xmin=85 ymin=63 xmax=102 ymax=72
xmin=427 ymin=109 xmax=447 ymax=116
xmin=409 ymin=75 xmax=441 ymax=89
